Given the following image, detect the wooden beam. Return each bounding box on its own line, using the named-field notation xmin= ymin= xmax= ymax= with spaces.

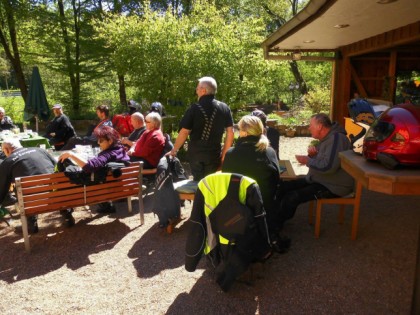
xmin=266 ymin=55 xmax=335 ymax=61
xmin=388 ymin=50 xmax=397 ymax=103
xmin=349 ymin=63 xmax=368 ymax=97
xmin=342 ymin=21 xmax=420 ymax=57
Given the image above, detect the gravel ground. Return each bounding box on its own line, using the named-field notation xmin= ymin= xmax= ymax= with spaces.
xmin=0 ymin=136 xmax=419 ymax=314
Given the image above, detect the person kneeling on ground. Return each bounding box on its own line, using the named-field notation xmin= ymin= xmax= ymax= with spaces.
xmin=58 ymin=126 xmax=130 ymax=213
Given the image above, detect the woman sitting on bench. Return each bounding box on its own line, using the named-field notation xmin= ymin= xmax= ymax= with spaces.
xmin=127 ymin=112 xmax=165 ymax=169
xmin=58 ymin=126 xmax=130 ymax=213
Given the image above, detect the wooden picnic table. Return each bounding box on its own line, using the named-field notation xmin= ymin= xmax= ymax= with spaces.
xmin=0 ymin=133 xmax=51 ymax=149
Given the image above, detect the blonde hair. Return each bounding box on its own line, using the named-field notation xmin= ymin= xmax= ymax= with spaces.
xmin=238 ymin=115 xmax=269 ymax=152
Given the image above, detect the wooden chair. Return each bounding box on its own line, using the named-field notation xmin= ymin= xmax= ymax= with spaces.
xmin=174 ymin=179 xmax=198 ymax=202
xmin=308 ymin=182 xmax=363 ymax=240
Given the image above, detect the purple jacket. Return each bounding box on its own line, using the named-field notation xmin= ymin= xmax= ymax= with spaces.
xmin=82 ymin=143 xmax=129 ymax=173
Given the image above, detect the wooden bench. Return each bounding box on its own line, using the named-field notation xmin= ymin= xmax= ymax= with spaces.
xmin=15 ymin=162 xmax=145 ymax=252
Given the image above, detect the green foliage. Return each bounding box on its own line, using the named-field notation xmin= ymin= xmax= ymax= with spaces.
xmin=94 ymin=2 xmax=286 ymax=112
xmin=0 ymin=0 xmax=332 ymax=122
xmin=267 ymin=113 xmax=281 ymax=121
xmin=0 ymin=95 xmax=25 ymax=124
xmin=303 ymin=85 xmax=331 ymax=114
xmin=279 ymin=116 xmax=298 ymax=127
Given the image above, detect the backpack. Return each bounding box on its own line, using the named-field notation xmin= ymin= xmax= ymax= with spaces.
xmin=59 ymin=160 xmax=127 ymax=186
xmin=153 ymin=156 xmax=183 ymax=227
xmin=112 ymin=114 xmax=133 ymax=137
xmin=208 ymin=174 xmax=271 ymax=291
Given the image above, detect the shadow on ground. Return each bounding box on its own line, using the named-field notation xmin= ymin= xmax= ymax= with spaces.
xmin=0 ymin=214 xmax=131 ymax=283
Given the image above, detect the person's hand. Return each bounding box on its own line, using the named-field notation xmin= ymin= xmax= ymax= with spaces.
xmin=121 ymin=137 xmax=128 ymax=145
xmin=50 ymin=132 xmax=56 ymax=137
xmin=307 ymin=145 xmax=317 ymax=157
xmin=166 ymin=149 xmax=178 ymax=157
xmin=58 ymin=151 xmax=72 ymax=162
xmin=295 ymin=154 xmax=309 ymax=165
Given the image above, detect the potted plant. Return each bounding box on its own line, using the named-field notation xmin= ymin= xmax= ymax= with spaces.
xmin=266 ymin=113 xmax=281 ymax=127
xmin=282 ymin=116 xmax=298 ymax=137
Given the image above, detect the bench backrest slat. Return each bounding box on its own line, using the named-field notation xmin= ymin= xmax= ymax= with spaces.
xmin=16 ymin=163 xmax=141 ymax=217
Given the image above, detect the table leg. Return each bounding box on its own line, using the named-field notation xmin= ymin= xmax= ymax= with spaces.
xmin=411 ymin=226 xmax=420 ymax=315
xmin=351 ymin=181 xmax=363 ymax=240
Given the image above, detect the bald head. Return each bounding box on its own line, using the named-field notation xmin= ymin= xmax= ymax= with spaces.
xmin=131 ymin=112 xmax=145 ymax=129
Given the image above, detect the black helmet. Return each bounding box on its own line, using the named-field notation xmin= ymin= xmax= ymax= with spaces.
xmin=128 ymin=100 xmax=141 ymax=112
xmin=251 ymin=109 xmax=267 ymax=127
xmin=150 ymin=102 xmax=164 ymax=116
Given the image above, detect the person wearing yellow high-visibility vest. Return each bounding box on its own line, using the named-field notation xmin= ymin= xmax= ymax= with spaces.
xmin=185 ymin=172 xmax=271 ymax=291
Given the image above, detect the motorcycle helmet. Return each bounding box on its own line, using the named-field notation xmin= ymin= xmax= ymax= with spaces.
xmin=150 ymin=102 xmax=165 ymax=116
xmin=362 ymin=103 xmax=420 ymax=169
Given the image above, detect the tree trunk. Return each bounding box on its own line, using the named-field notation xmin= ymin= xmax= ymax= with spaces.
xmin=72 ymin=0 xmax=81 ymax=111
xmin=118 ymin=74 xmax=127 ymax=106
xmin=262 ymin=1 xmax=307 ymax=96
xmin=58 ymin=0 xmax=80 ymax=112
xmin=289 ymin=60 xmax=308 ymax=95
xmin=0 ymin=0 xmax=28 ymax=100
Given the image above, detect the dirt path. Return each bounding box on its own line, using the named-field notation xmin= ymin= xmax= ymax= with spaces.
xmin=0 ymin=137 xmax=419 ymax=314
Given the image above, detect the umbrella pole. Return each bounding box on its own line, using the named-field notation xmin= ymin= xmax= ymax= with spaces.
xmin=35 ymin=115 xmax=39 ymax=133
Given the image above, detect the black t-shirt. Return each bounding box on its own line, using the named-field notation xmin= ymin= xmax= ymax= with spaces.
xmin=128 ymin=126 xmax=146 ymax=142
xmin=179 ymin=95 xmax=233 ymax=146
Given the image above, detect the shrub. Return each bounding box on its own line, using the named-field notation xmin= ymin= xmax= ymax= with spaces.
xmin=303 ymin=86 xmax=331 ymax=114
xmin=0 ymin=94 xmax=25 ymax=124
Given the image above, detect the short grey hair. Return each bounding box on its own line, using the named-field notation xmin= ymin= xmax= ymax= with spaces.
xmin=0 ymin=107 xmax=5 ymax=113
xmin=146 ymin=112 xmax=162 ymax=129
xmin=198 ymin=76 xmax=217 ymax=95
xmin=2 ymin=138 xmax=23 ymax=150
xmin=311 ymin=113 xmax=332 ymax=128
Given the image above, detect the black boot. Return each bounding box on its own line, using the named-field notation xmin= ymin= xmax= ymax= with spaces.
xmin=27 ymin=216 xmax=39 ymax=234
xmin=270 ymin=233 xmax=291 ymax=254
xmin=60 ymin=209 xmax=75 ymax=227
xmin=97 ymin=202 xmax=116 ymax=213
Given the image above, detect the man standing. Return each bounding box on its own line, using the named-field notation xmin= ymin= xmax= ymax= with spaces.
xmin=61 ymin=104 xmax=112 ymax=150
xmin=0 ymin=139 xmax=59 ymax=233
xmin=277 ymin=113 xmax=354 ymax=228
xmin=0 ymin=107 xmax=16 ymax=131
xmin=44 ymin=104 xmax=76 ymax=150
xmin=169 ymin=77 xmax=234 ymax=181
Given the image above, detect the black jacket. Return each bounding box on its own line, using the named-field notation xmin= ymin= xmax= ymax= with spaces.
xmin=222 ymin=135 xmax=280 ymax=211
xmin=44 ymin=114 xmax=76 ymax=143
xmin=185 ymin=175 xmax=269 ymax=273
xmin=0 ymin=147 xmax=56 ymax=205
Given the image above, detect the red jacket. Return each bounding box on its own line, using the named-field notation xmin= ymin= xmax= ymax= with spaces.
xmin=132 ymin=128 xmax=165 ymax=167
